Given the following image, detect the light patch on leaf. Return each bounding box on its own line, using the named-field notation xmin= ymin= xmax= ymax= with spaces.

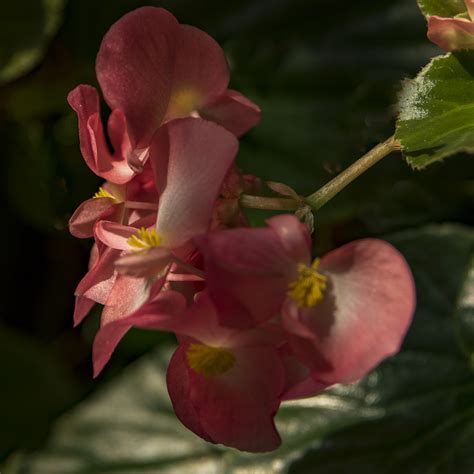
xmin=397 ymin=55 xmax=447 ymax=122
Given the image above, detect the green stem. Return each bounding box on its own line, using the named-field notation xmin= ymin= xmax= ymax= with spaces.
xmin=239 ymin=194 xmax=301 ymax=211
xmin=305 ymin=135 xmax=400 ymax=211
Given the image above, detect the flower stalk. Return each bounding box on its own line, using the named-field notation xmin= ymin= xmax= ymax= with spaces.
xmin=239 ymin=194 xmax=301 ymax=211
xmin=305 ymin=135 xmax=400 ymax=211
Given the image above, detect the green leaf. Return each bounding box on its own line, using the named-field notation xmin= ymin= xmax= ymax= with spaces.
xmin=5 ymin=225 xmax=474 ymax=474
xmin=396 ymin=52 xmax=474 ymax=169
xmin=0 ymin=0 xmax=65 ymax=85
xmin=417 ymin=0 xmax=466 ymax=18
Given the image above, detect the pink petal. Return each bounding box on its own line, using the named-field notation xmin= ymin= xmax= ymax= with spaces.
xmin=280 ymin=350 xmax=329 ymax=400
xmin=96 ymin=7 xmax=178 ymax=146
xmin=427 ymin=16 xmax=474 ymax=51
xmin=74 ymin=245 xmax=120 ymax=322
xmin=165 ymin=25 xmax=229 ymax=120
xmin=69 ymin=198 xmax=122 ymax=238
xmin=200 ymin=89 xmax=261 ymax=137
xmin=266 ymin=214 xmax=311 ymax=264
xmin=170 ymin=291 xmax=285 ymax=347
xmin=284 ymin=239 xmax=416 ymax=384
xmin=151 ymin=118 xmax=238 ymax=249
xmin=115 ymin=247 xmax=173 ymax=278
xmin=195 ymin=227 xmax=295 ymax=328
xmin=67 ymin=85 xmax=135 ymax=184
xmin=166 ymin=345 xmax=215 ymax=443
xmin=93 ymin=287 xmax=186 ymax=376
xmin=94 ymin=221 xmax=137 ymax=250
xmin=73 ymin=296 xmax=96 ymax=327
xmin=167 ymin=341 xmax=284 ymax=452
xmin=101 ymin=273 xmax=155 ymax=327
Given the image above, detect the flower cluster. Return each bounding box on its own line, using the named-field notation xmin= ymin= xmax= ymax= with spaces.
xmin=427 ymin=0 xmax=474 ymax=51
xmin=69 ymin=7 xmax=416 ymax=452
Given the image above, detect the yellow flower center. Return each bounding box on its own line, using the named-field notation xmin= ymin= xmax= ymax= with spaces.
xmin=288 ymin=258 xmax=327 ymax=308
xmin=93 ymin=187 xmax=117 ymax=200
xmin=186 ymin=343 xmax=236 ymax=377
xmin=127 ymin=227 xmax=162 ymax=250
xmin=168 ymin=87 xmax=202 ymax=117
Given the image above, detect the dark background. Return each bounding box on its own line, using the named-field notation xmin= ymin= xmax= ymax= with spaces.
xmin=1 ymin=0 xmax=473 ymax=470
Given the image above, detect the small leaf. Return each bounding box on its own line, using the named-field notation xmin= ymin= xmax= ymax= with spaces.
xmin=417 ymin=0 xmax=466 ymax=18
xmin=396 ymin=52 xmax=474 ymax=169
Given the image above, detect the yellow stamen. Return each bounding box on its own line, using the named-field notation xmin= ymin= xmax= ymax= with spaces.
xmin=186 ymin=343 xmax=235 ymax=377
xmin=127 ymin=227 xmax=162 ymax=250
xmin=93 ymin=187 xmax=116 ymax=200
xmin=288 ymin=258 xmax=327 ymax=308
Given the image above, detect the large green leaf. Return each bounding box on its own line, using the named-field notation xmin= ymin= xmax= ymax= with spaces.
xmin=0 ymin=0 xmax=65 ymax=84
xmin=417 ymin=0 xmax=466 ymax=18
xmin=5 ymin=224 xmax=473 ymax=474
xmin=396 ymin=52 xmax=474 ymax=169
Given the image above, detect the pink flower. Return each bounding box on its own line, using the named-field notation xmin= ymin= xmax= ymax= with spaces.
xmin=89 ymin=118 xmax=238 ymax=370
xmin=69 ymin=165 xmax=158 ymax=239
xmin=427 ymin=1 xmax=474 ymax=50
xmin=196 ymin=214 xmax=416 ymax=396
xmin=68 ymin=7 xmax=260 ymax=183
xmin=166 ymin=292 xmax=285 ymax=452
xmin=95 ymin=117 xmax=238 ymax=277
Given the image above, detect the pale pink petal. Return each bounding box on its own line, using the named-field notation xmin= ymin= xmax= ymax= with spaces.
xmin=75 ymin=245 xmax=120 ymax=311
xmin=67 ymin=85 xmax=135 ymax=184
xmin=167 ymin=342 xmax=284 ymax=452
xmin=100 ymin=274 xmax=151 ymax=327
xmin=200 ymin=89 xmax=261 ymax=137
xmin=165 ymin=25 xmax=229 ymax=120
xmin=151 ymin=118 xmax=238 ymax=249
xmin=96 ymin=7 xmax=178 ymax=146
xmin=284 ymin=239 xmax=416 ymax=384
xmin=195 ymin=227 xmax=295 ymax=328
xmin=69 ymin=198 xmax=122 ymax=238
xmin=427 ymin=16 xmax=474 ymax=51
xmin=115 ymin=247 xmax=173 ymax=278
xmin=93 ymin=288 xmax=185 ymax=376
xmin=266 ymin=214 xmax=311 ymax=264
xmin=95 ymin=221 xmax=137 ymax=250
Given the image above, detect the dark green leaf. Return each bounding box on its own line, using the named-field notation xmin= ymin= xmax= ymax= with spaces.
xmin=396 ymin=52 xmax=474 ymax=169
xmin=5 ymin=225 xmax=474 ymax=474
xmin=0 ymin=326 xmax=80 ymax=460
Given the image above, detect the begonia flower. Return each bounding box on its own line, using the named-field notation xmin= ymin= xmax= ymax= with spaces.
xmin=166 ymin=292 xmax=285 ymax=452
xmin=87 ymin=117 xmax=238 ymax=367
xmin=197 ymin=214 xmax=415 ymax=390
xmin=69 ymin=164 xmax=159 ymax=239
xmin=427 ymin=1 xmax=474 ymax=50
xmin=95 ymin=117 xmax=238 ymax=276
xmin=68 ymin=7 xmax=260 ymax=184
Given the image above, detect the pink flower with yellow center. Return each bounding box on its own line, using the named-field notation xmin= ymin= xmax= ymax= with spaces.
xmin=68 ymin=7 xmax=260 ymax=184
xmin=196 ymin=214 xmax=416 ymax=397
